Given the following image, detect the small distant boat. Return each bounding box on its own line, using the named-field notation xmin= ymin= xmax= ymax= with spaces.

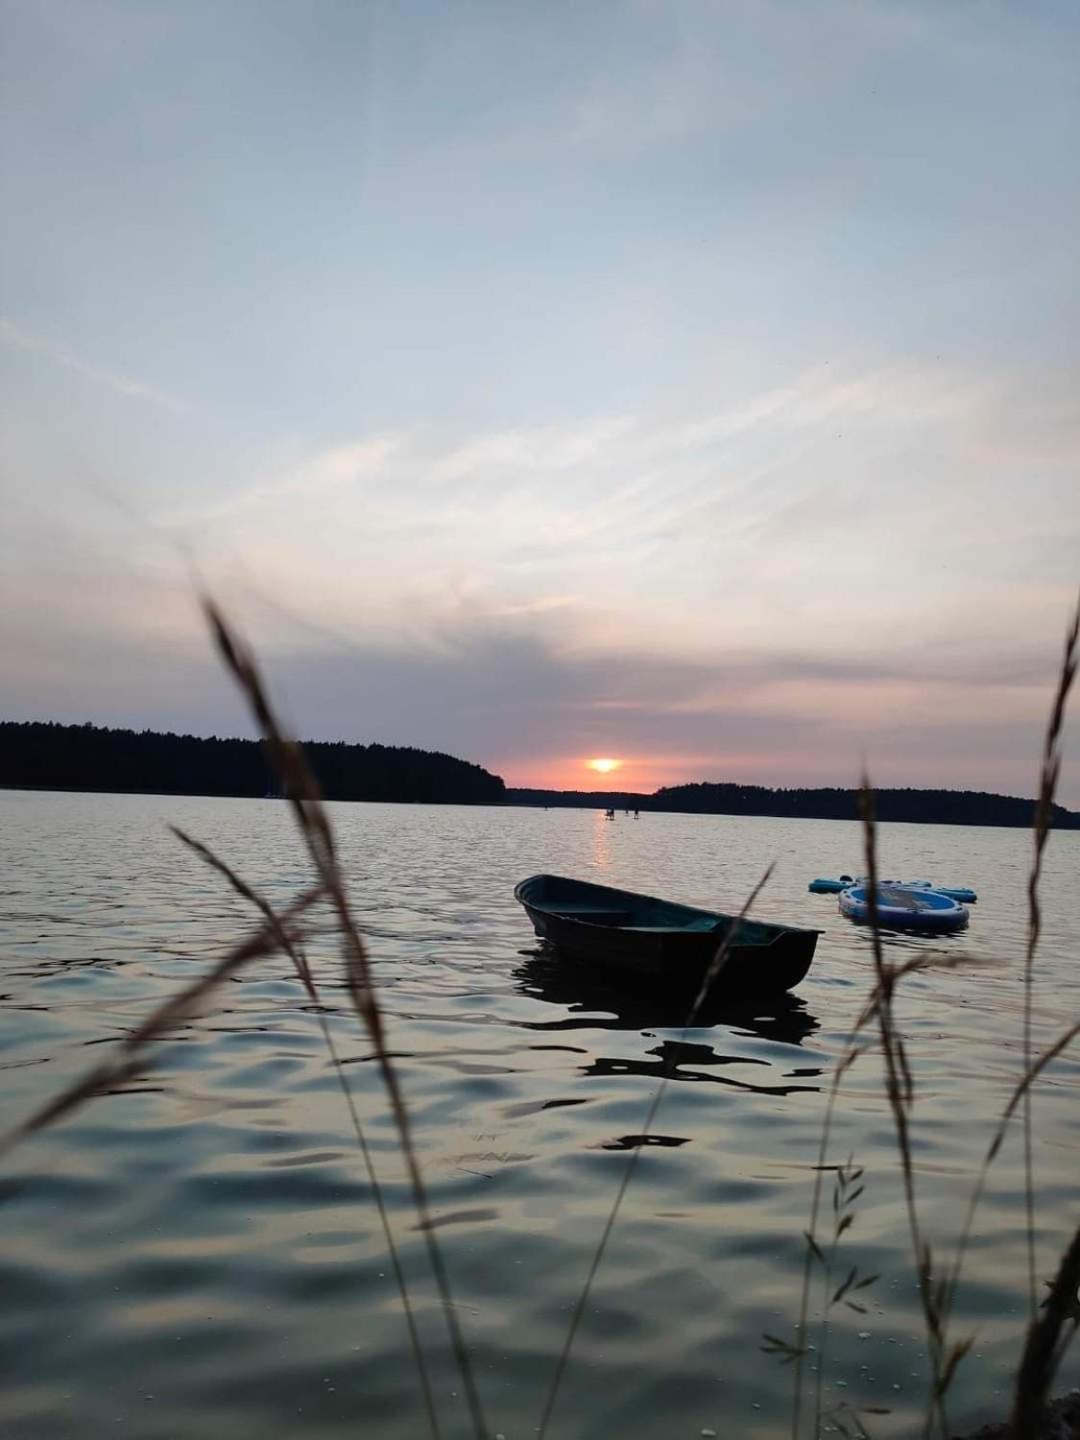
xmin=810 ymin=875 xmax=977 ymax=903
xmin=514 ymin=874 xmax=821 ymax=994
xmin=838 ymin=884 xmax=969 ymax=934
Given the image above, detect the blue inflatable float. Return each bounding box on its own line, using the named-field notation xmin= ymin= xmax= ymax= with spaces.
xmin=838 ymin=884 xmax=970 ymax=934
xmin=809 ymin=875 xmax=977 ymax=903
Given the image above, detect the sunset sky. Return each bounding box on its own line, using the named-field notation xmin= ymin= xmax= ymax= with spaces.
xmin=2 ymin=2 xmax=1078 ymax=800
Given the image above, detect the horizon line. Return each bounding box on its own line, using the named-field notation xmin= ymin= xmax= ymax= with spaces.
xmin=2 ymin=716 xmax=1074 ymax=814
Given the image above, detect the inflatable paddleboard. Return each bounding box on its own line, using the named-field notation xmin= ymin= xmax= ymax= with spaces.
xmin=809 ymin=876 xmax=977 ymax=903
xmin=838 ymin=884 xmax=969 ymax=934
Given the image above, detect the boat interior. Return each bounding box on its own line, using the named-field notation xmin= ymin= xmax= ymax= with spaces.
xmin=549 ymin=900 xmax=720 ymax=932
xmin=518 ymin=875 xmax=795 ymax=943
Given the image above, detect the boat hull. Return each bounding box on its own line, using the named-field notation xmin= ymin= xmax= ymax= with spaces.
xmin=515 ymin=874 xmax=820 ymax=995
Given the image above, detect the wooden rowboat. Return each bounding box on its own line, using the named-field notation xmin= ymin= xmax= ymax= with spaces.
xmin=514 ymin=873 xmax=820 ymax=995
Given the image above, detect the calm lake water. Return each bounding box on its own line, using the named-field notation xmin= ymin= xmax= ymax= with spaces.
xmin=2 ymin=790 xmax=1079 ymax=1439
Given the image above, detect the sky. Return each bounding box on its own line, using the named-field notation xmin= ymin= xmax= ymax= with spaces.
xmin=1 ymin=0 xmax=1078 ymax=800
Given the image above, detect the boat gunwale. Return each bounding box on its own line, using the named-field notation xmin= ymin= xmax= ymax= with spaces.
xmin=514 ymin=873 xmax=823 ymax=944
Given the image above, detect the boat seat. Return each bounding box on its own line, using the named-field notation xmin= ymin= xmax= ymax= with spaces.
xmin=629 ymin=919 xmax=721 ymax=933
xmin=552 ymin=905 xmax=633 ymax=923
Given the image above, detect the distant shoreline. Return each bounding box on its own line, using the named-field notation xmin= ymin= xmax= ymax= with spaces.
xmin=2 ymin=781 xmax=1077 ymax=831
xmin=504 ymin=784 xmax=1080 ymax=830
xmin=0 ymin=721 xmax=504 ymax=806
xmin=2 ymin=721 xmax=1076 ymax=828
xmin=0 ymin=783 xmax=504 ymax=805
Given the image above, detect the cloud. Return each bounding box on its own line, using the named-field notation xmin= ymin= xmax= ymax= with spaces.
xmin=1 ymin=1 xmax=1077 ymax=805
xmin=136 ymin=352 xmax=1076 ymax=663
xmin=155 ymin=434 xmax=403 ymax=529
xmin=2 ymin=333 xmax=1076 ymax=805
xmin=264 ymin=617 xmax=1079 ymax=799
xmin=3 ymin=542 xmax=1071 ymax=801
xmin=0 ymin=316 xmax=191 ymax=414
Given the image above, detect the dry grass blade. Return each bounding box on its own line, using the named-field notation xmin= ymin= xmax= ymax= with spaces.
xmin=945 ymin=1018 xmax=1080 ymax=1318
xmin=859 ymin=779 xmax=948 ymax=1437
xmin=787 ymin=960 xmax=975 ymax=1439
xmin=811 ymin=1159 xmax=876 ymax=1434
xmin=202 ymin=599 xmax=487 ymax=1440
xmin=1012 ymin=1225 xmax=1080 ymax=1437
xmin=537 ymin=863 xmax=775 ymax=1440
xmin=792 ymin=1036 xmax=873 ymax=1440
xmin=1022 ymin=591 xmax=1080 ymax=1321
xmin=689 ymin=864 xmax=775 ymax=1018
xmin=172 ymin=827 xmax=443 ymax=1440
xmin=0 ymin=887 xmax=322 ymax=1162
xmin=852 ymin=952 xmax=990 ymax=1037
xmin=171 ymin=826 xmax=318 ymax=990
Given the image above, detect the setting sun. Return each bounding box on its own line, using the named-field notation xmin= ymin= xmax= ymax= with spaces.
xmin=586 ymin=757 xmax=622 ymax=774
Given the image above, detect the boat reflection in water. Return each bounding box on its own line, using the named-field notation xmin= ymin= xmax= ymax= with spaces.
xmin=513 ymin=947 xmax=822 ymax=1104
xmin=514 ymin=946 xmax=820 ymax=1039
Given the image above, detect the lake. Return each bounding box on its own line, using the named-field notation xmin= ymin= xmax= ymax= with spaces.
xmin=2 ymin=789 xmax=1079 ymax=1439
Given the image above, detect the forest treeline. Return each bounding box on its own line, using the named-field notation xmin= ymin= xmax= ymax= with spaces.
xmin=0 ymin=722 xmax=506 ymax=804
xmin=4 ymin=722 xmax=1075 ymax=826
xmin=507 ymin=781 xmax=1079 ymax=828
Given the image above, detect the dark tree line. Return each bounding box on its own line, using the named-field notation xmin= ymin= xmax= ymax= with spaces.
xmin=506 ymin=781 xmax=1078 ymax=829
xmin=650 ymin=781 xmax=1078 ymax=828
xmin=0 ymin=722 xmax=506 ymax=805
xmin=5 ymin=722 xmax=1072 ymax=826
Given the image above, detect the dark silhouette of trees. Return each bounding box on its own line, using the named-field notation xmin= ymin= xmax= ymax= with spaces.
xmin=0 ymin=722 xmax=505 ymax=805
xmin=648 ymin=781 xmax=1078 ymax=828
xmin=506 ymin=781 xmax=1078 ymax=829
xmin=4 ymin=721 xmax=1073 ymax=827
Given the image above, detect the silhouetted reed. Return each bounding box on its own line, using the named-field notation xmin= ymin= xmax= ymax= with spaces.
xmin=0 ymin=884 xmax=321 ymax=1160
xmin=1011 ymin=593 xmax=1080 ymax=1438
xmin=0 ymin=599 xmax=486 ymax=1440
xmin=536 ymin=863 xmax=776 ymax=1439
xmin=201 ymin=599 xmax=488 ymax=1439
xmin=764 ymin=592 xmax=1080 ymax=1440
xmin=1022 ymin=597 xmax=1080 ymax=1321
xmin=170 ymin=824 xmax=442 ymax=1440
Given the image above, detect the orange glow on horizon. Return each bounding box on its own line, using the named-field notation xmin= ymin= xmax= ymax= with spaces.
xmin=585 ymin=757 xmax=622 ymax=775
xmin=500 ymin=751 xmax=771 ymax=793
xmin=506 ymin=754 xmax=676 ymax=792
